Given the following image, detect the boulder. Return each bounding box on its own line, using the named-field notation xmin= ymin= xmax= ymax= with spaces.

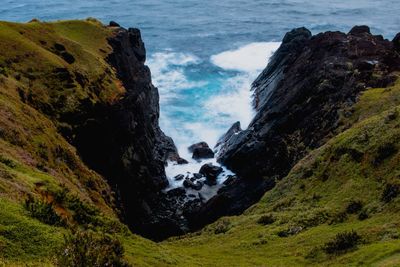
xmin=174 ymin=174 xmax=185 ymax=181
xmin=189 ymin=142 xmax=214 ymax=160
xmin=193 ymin=173 xmax=203 ymax=179
xmin=183 ymin=178 xmax=194 ymax=188
xmin=176 ymin=157 xmax=189 ymax=164
xmin=183 ymin=178 xmax=204 ymax=191
xmin=193 ymin=181 xmax=204 ymax=191
xmin=199 ymin=163 xmax=223 ymax=185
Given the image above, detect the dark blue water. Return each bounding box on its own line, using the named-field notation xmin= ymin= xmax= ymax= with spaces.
xmin=2 ymin=0 xmax=399 ymax=188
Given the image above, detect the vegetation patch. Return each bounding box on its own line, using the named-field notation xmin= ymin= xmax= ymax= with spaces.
xmin=323 ymin=231 xmax=362 ymax=254
xmin=56 ymin=229 xmax=130 ymax=267
xmin=381 ymin=183 xmax=400 ymax=203
xmin=24 ymin=195 xmax=65 ymax=226
xmin=257 ymin=214 xmax=275 ymax=225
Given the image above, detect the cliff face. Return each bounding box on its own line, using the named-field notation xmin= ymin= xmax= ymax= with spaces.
xmin=191 ymin=26 xmax=400 ymax=228
xmin=69 ymin=27 xmax=183 ymax=240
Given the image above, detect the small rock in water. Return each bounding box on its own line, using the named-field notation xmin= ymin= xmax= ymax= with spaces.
xmin=199 ymin=163 xmax=223 ymax=183
xmin=223 ymin=175 xmax=236 ymax=186
xmin=183 ymin=178 xmax=204 ymax=191
xmin=176 ymin=157 xmax=189 ymax=164
xmin=188 ymin=142 xmax=215 ymax=160
xmin=193 ymin=181 xmax=204 ymax=191
xmin=174 ymin=174 xmax=185 ymax=181
xmin=183 ymin=178 xmax=194 ymax=188
xmin=193 ymin=173 xmax=203 ymax=179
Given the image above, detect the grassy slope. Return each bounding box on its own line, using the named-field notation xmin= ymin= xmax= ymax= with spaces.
xmin=0 ymin=19 xmax=118 ymax=209
xmin=1 ymin=20 xmax=400 ymax=266
xmin=161 ymin=79 xmax=400 ymax=266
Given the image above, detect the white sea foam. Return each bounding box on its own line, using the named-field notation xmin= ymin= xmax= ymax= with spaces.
xmin=147 ymin=51 xmax=206 ymax=103
xmin=210 ymin=42 xmax=281 ymax=72
xmin=206 ymin=42 xmax=281 ymax=129
xmin=151 ymin=43 xmax=280 ymax=190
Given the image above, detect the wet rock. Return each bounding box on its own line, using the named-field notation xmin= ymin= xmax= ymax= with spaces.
xmin=199 ymin=163 xmax=223 ymax=185
xmin=183 ymin=178 xmax=194 ymax=188
xmin=193 ymin=181 xmax=204 ymax=191
xmin=193 ymin=173 xmax=203 ymax=179
xmin=184 ymin=178 xmax=204 ymax=190
xmin=189 ymin=142 xmax=215 ymax=160
xmin=174 ymin=174 xmax=185 ymax=181
xmin=215 ymin=121 xmax=242 ymax=154
xmin=223 ymin=175 xmax=236 ymax=186
xmin=176 ymin=157 xmax=189 ymax=164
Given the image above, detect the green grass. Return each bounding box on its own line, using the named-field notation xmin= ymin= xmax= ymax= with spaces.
xmin=0 ymin=198 xmax=64 ymax=265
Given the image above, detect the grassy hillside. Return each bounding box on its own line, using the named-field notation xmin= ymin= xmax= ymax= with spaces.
xmin=162 ymin=78 xmax=400 ymax=266
xmin=0 ymin=19 xmax=125 ymax=265
xmin=1 ymin=19 xmax=399 ymax=266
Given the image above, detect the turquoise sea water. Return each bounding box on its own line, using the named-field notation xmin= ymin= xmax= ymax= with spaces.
xmin=2 ymin=0 xmax=399 ymax=187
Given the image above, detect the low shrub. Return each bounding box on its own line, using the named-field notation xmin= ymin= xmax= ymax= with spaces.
xmin=358 ymin=210 xmax=369 ymax=220
xmin=213 ymin=218 xmax=231 ymax=234
xmin=346 ymin=200 xmax=363 ymax=214
xmin=381 ymin=183 xmax=399 ymax=203
xmin=0 ymin=155 xmax=17 ymax=168
xmin=257 ymin=214 xmax=275 ymax=225
xmin=66 ymin=195 xmax=99 ymax=226
xmin=55 ymin=229 xmax=130 ymax=267
xmin=329 ymin=211 xmax=348 ymax=224
xmin=24 ymin=195 xmax=64 ymax=226
xmin=323 ymin=230 xmax=362 ymax=254
xmin=277 ymin=226 xmax=303 ymax=237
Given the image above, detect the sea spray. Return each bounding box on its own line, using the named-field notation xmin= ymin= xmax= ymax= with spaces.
xmin=148 ymin=42 xmax=280 ymax=190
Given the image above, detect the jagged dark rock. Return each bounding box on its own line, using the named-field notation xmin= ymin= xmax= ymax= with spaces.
xmin=199 ymin=163 xmax=223 ymax=185
xmin=393 ymin=33 xmax=400 ymax=52
xmin=174 ymin=174 xmax=185 ymax=181
xmin=109 ymin=21 xmax=120 ymax=27
xmin=176 ymin=157 xmax=189 ymax=164
xmin=215 ymin=121 xmax=242 ymax=156
xmin=191 ymin=26 xmax=400 ymax=230
xmin=67 ymin=27 xmax=182 ymax=240
xmin=189 ymin=142 xmax=215 ymax=159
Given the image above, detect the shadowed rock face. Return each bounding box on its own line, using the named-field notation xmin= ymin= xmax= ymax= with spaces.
xmin=72 ymin=27 xmax=181 ymax=240
xmin=188 ymin=26 xmax=400 ymax=229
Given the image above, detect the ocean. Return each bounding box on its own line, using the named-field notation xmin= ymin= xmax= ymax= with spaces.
xmin=2 ymin=0 xmax=399 ymax=188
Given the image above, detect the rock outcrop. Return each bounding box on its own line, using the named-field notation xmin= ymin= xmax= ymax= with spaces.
xmin=190 ymin=26 xmax=400 ymax=229
xmin=71 ymin=27 xmax=182 ymax=240
xmin=189 ymin=142 xmax=215 ymax=160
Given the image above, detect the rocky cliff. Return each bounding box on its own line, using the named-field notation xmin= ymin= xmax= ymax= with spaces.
xmin=190 ymin=26 xmax=400 ymax=228
xmin=72 ymin=26 xmax=182 ymax=240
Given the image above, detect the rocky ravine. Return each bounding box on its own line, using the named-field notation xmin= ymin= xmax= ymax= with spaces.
xmin=188 ymin=26 xmax=400 ymax=229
